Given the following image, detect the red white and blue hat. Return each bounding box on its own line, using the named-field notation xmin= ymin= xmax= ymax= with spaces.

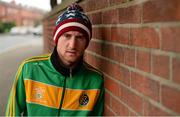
xmin=53 ymin=3 xmax=92 ymax=44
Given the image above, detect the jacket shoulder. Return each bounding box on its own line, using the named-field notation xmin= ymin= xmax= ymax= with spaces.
xmin=18 ymin=53 xmax=51 ymax=68
xmin=23 ymin=53 xmax=51 ymax=64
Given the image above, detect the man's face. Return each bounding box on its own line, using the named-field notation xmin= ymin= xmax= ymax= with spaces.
xmin=57 ymin=31 xmax=87 ymax=66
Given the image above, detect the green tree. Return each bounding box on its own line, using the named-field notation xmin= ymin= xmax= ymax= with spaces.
xmin=50 ymin=0 xmax=57 ymax=9
xmin=0 ymin=21 xmax=16 ymax=33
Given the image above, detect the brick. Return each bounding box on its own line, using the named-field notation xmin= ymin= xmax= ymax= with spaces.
xmin=129 ymin=111 xmax=138 ymax=116
xmin=124 ymin=48 xmax=135 ymax=67
xmin=173 ymin=58 xmax=180 ymax=84
xmin=92 ymin=27 xmax=103 ymax=40
xmin=87 ymin=43 xmax=118 ymax=63
xmin=80 ymin=2 xmax=89 ymax=12
xmin=81 ymin=0 xmax=96 ymax=12
xmin=130 ymin=27 xmax=160 ymax=49
xmin=114 ymin=46 xmax=124 ymax=64
xmin=161 ymin=85 xmax=180 ymax=113
xmin=83 ymin=0 xmax=109 ymax=12
xmin=136 ymin=51 xmax=151 ymax=72
xmin=90 ymin=12 xmax=102 ymax=25
xmin=101 ymin=27 xmax=111 ymax=41
xmin=104 ymin=75 xmax=121 ymax=98
xmin=161 ymin=27 xmax=180 ymax=52
xmin=93 ymin=55 xmax=102 ymax=69
xmin=131 ymin=72 xmax=160 ymax=101
xmin=88 ymin=43 xmax=122 ymax=64
xmin=84 ymin=54 xmax=91 ymax=64
xmin=84 ymin=53 xmax=101 ymax=69
xmin=118 ymin=5 xmax=141 ymax=23
xmin=122 ymin=86 xmax=143 ymax=114
xmin=143 ymin=0 xmax=180 ymax=22
xmin=101 ymin=61 xmax=121 ymax=84
xmin=102 ymin=9 xmax=119 ymax=24
xmin=111 ymin=27 xmax=129 ymax=45
xmin=87 ymin=41 xmax=102 ymax=55
xmin=84 ymin=53 xmax=97 ymax=69
xmin=111 ymin=97 xmax=129 ymax=116
xmin=143 ymin=101 xmax=170 ymax=116
xmin=109 ymin=0 xmax=127 ymax=6
xmin=105 ymin=91 xmax=111 ymax=107
xmin=104 ymin=106 xmax=116 ymax=116
xmin=101 ymin=44 xmax=115 ymax=60
xmin=152 ymin=55 xmax=169 ymax=79
xmin=119 ymin=66 xmax=130 ymax=86
xmin=94 ymin=0 xmax=109 ymax=10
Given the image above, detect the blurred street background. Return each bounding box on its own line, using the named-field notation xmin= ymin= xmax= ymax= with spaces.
xmin=0 ymin=34 xmax=44 ymax=115
xmin=0 ymin=0 xmax=55 ymax=115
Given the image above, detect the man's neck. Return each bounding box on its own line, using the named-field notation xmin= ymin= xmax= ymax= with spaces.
xmin=50 ymin=47 xmax=83 ymax=77
xmin=57 ymin=53 xmax=81 ymax=69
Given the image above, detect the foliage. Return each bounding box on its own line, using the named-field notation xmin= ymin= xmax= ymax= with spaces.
xmin=0 ymin=21 xmax=16 ymax=33
xmin=50 ymin=0 xmax=57 ymax=9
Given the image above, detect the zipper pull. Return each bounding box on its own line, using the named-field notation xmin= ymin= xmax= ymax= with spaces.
xmin=70 ymin=68 xmax=72 ymax=78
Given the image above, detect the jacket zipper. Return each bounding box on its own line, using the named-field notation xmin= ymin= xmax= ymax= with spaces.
xmin=58 ymin=68 xmax=72 ymax=116
xmin=57 ymin=76 xmax=67 ymax=116
xmin=70 ymin=68 xmax=72 ymax=78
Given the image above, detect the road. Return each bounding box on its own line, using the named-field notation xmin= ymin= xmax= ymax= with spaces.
xmin=0 ymin=34 xmax=45 ymax=115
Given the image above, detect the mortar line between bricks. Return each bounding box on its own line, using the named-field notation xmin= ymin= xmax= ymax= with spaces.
xmin=86 ymin=50 xmax=180 ymax=91
xmin=91 ymin=38 xmax=180 ymax=58
xmin=135 ymin=48 xmax=137 ymax=71
xmin=169 ymin=57 xmax=173 ymax=81
xmin=142 ymin=98 xmax=145 ymax=115
xmin=103 ymin=71 xmax=178 ymax=116
xmin=92 ymin=22 xmax=180 ymax=28
xmin=159 ymin=82 xmax=162 ymax=105
xmin=104 ymin=100 xmax=117 ymax=116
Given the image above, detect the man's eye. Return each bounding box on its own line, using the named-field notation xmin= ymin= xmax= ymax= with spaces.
xmin=76 ymin=36 xmax=85 ymax=40
xmin=63 ymin=34 xmax=71 ymax=38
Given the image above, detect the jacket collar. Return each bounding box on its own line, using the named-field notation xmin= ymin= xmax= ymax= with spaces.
xmin=50 ymin=47 xmax=83 ymax=77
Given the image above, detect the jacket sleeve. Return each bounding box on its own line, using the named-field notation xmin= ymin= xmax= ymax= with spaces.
xmin=6 ymin=63 xmax=26 ymax=116
xmin=91 ymin=77 xmax=105 ymax=116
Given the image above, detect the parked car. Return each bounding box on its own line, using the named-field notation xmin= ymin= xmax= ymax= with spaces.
xmin=32 ymin=25 xmax=43 ymax=35
xmin=10 ymin=26 xmax=30 ymax=35
xmin=9 ymin=25 xmax=43 ymax=35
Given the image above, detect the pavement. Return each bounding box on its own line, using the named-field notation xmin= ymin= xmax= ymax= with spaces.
xmin=0 ymin=35 xmax=45 ymax=115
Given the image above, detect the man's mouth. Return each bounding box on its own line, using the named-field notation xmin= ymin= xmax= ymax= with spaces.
xmin=66 ymin=50 xmax=77 ymax=55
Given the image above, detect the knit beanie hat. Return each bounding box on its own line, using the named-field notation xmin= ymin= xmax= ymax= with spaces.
xmin=53 ymin=3 xmax=92 ymax=44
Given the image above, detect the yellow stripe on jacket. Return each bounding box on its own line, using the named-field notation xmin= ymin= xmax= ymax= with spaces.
xmin=62 ymin=88 xmax=100 ymax=111
xmin=24 ymin=79 xmax=63 ymax=109
xmin=24 ymin=79 xmax=100 ymax=111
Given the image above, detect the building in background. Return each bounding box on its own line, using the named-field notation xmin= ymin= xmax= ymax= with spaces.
xmin=0 ymin=0 xmax=46 ymax=26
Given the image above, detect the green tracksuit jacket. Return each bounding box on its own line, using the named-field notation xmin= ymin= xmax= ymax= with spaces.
xmin=6 ymin=49 xmax=104 ymax=116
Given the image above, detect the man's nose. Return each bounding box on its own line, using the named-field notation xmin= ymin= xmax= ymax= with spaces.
xmin=69 ymin=37 xmax=76 ymax=49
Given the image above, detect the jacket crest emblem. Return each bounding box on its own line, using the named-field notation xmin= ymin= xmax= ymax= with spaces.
xmin=79 ymin=93 xmax=89 ymax=106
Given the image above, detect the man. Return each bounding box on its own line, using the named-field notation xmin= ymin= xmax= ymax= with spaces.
xmin=6 ymin=3 xmax=104 ymax=116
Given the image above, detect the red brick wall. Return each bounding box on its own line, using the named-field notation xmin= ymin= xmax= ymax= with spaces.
xmin=43 ymin=0 xmax=180 ymax=115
